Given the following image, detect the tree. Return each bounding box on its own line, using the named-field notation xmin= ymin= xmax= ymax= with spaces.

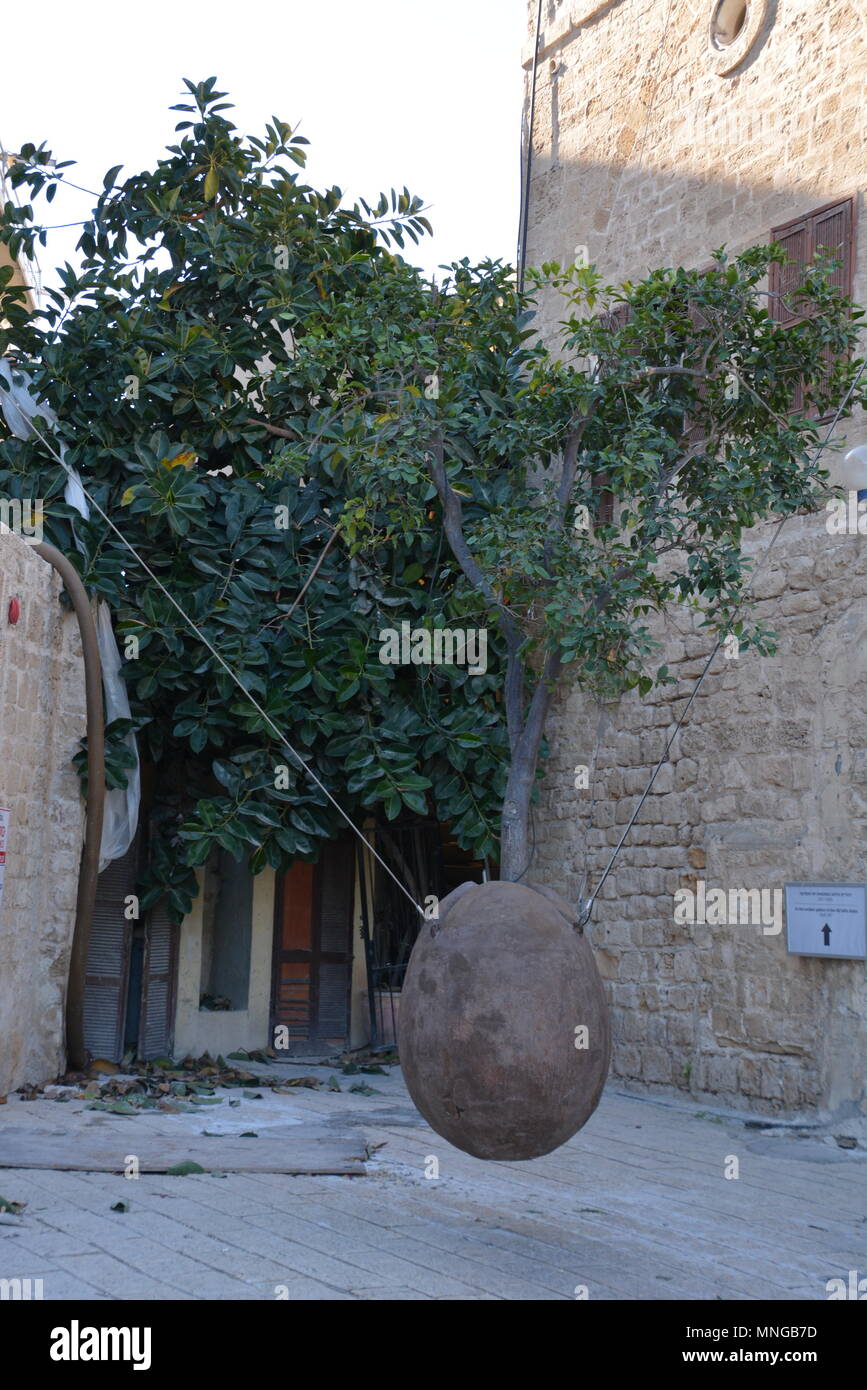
xmin=1 ymin=79 xmax=863 ymax=904
xmin=0 ymin=80 xmax=509 ymax=919
xmin=280 ymin=246 xmax=866 ymax=880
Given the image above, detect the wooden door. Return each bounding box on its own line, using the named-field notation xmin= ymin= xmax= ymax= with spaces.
xmin=272 ymin=836 xmax=355 ymax=1050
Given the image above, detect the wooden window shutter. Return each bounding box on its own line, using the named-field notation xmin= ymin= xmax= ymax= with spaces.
xmin=138 ymin=901 xmax=177 ymax=1059
xmin=811 ymin=200 xmax=854 ymax=416
xmin=770 ymin=198 xmax=855 ymax=417
xmin=813 ymin=200 xmax=854 ymax=296
xmin=594 ymin=474 xmax=615 ymax=525
xmin=683 ymin=266 xmax=718 ymax=447
xmin=593 ymin=305 xmax=633 ymax=524
xmin=599 ymin=302 xmax=632 ymax=335
xmin=83 ymin=840 xmax=138 ymax=1063
xmin=770 ymin=217 xmax=811 ymax=326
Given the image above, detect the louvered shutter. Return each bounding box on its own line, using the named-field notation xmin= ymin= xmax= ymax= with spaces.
xmin=684 ymin=268 xmax=717 ymax=447
xmin=770 ymin=218 xmax=811 ymax=326
xmin=771 ymin=200 xmax=854 ymax=418
xmin=138 ymin=901 xmax=177 ymax=1059
xmin=812 ymin=201 xmax=854 ymax=416
xmin=813 ymin=201 xmax=853 ymax=296
xmin=592 ymin=305 xmax=631 ymax=523
xmin=83 ymin=842 xmax=137 ymax=1063
xmin=599 ymin=302 xmax=632 ymax=335
xmin=314 ymin=835 xmax=354 ymax=1044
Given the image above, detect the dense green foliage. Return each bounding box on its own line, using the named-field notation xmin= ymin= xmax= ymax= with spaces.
xmin=0 ymin=81 xmax=509 ymax=916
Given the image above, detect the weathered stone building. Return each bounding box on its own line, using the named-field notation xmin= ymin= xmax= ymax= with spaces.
xmin=523 ymin=0 xmax=867 ymax=1119
xmin=0 ymin=529 xmax=86 ymax=1096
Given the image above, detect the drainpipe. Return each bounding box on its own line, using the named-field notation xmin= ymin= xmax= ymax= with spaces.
xmin=517 ymin=0 xmax=543 ymax=296
xmin=34 ymin=541 xmax=105 ymax=1072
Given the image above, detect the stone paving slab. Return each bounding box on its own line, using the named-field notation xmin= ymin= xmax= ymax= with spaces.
xmin=0 ymin=1063 xmax=863 ymax=1300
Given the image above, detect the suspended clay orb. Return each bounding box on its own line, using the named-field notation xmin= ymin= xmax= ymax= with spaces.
xmin=399 ymin=879 xmax=611 ymax=1161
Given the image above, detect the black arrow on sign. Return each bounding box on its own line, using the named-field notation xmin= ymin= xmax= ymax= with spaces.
xmin=821 ymin=923 xmax=832 ymax=946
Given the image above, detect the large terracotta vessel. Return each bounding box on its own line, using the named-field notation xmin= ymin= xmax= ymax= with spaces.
xmin=400 ymin=879 xmax=611 ymax=1160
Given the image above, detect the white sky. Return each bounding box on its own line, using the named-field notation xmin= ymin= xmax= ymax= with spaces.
xmin=2 ymin=0 xmax=527 ymax=288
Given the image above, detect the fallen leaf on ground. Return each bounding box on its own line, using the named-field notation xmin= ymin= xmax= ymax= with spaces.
xmin=86 ymin=1099 xmax=138 ymax=1115
xmin=90 ymin=1059 xmax=120 ymax=1076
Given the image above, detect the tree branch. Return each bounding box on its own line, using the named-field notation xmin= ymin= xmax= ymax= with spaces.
xmin=283 ymin=527 xmax=339 ymax=622
xmin=424 ymin=432 xmax=528 ymax=748
xmin=544 ymin=405 xmax=598 ymax=567
xmin=243 ymin=416 xmax=300 ymax=440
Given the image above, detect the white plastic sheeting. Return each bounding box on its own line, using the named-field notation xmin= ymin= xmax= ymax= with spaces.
xmin=0 ymin=359 xmax=140 ymax=867
xmin=93 ymin=600 xmax=140 ymax=870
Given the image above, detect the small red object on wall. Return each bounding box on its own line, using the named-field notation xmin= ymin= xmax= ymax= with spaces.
xmin=8 ymin=597 xmax=20 ymax=625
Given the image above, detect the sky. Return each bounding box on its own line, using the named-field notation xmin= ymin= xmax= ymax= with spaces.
xmin=1 ymin=0 xmax=528 ymax=291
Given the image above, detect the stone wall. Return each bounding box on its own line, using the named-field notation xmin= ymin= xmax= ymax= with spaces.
xmin=536 ymin=519 xmax=867 ymax=1118
xmin=524 ymin=0 xmax=867 ymax=1117
xmin=0 ymin=530 xmax=87 ymax=1095
xmin=524 ymin=0 xmax=867 ymax=347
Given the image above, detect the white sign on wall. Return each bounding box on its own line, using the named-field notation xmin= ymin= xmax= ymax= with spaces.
xmin=785 ymin=882 xmax=867 ymax=960
xmin=0 ymin=807 xmax=10 ymax=915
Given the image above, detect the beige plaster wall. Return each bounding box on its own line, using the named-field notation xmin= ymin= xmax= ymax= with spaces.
xmin=172 ymin=865 xmax=276 ymax=1058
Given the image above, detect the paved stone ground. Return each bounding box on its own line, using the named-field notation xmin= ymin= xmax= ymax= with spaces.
xmin=0 ymin=1063 xmax=863 ymax=1300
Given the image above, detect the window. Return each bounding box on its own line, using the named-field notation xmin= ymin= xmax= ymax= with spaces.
xmin=769 ymin=198 xmax=855 ymax=418
xmin=200 ymin=850 xmax=254 ymax=1011
xmin=706 ymin=0 xmax=770 ymax=76
xmin=710 ymin=0 xmax=749 ymax=49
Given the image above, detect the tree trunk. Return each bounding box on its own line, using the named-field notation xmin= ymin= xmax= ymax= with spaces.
xmin=499 ymin=757 xmax=536 ymax=882
xmin=499 ymin=652 xmax=561 ymax=881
